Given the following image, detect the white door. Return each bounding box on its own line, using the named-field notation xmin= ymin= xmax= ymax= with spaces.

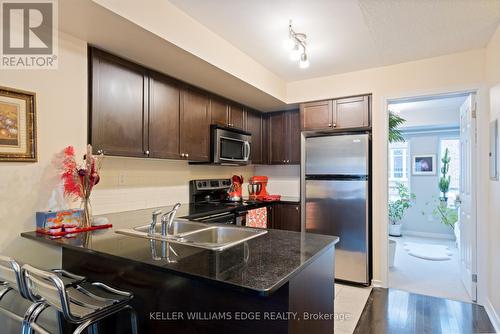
xmin=459 ymin=93 xmax=477 ymax=302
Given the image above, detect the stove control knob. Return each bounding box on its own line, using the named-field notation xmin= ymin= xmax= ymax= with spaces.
xmin=197 ymin=182 xmax=202 ymax=188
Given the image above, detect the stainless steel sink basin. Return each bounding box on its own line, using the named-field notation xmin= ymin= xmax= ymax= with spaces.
xmin=177 ymin=226 xmax=267 ymax=251
xmin=116 ymin=221 xmax=267 ymax=251
xmin=133 ymin=220 xmax=209 ymax=236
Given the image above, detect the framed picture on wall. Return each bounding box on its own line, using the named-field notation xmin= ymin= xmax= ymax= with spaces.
xmin=0 ymin=86 xmax=37 ymax=162
xmin=412 ymin=154 xmax=436 ymax=175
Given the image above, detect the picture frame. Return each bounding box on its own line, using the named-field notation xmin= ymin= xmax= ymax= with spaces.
xmin=0 ymin=86 xmax=37 ymax=162
xmin=412 ymin=154 xmax=436 ymax=175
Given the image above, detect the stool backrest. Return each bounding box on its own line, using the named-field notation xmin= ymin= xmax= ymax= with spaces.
xmin=22 ymin=264 xmax=71 ymax=317
xmin=0 ymin=255 xmax=26 ymax=297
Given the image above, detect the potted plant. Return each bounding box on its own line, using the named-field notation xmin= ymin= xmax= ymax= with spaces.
xmin=439 ymin=148 xmax=451 ymax=203
xmin=389 ymin=111 xmax=406 ymax=143
xmin=388 ymin=182 xmax=416 ymax=236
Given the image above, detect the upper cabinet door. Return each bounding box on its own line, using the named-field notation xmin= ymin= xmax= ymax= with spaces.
xmin=229 ymin=104 xmax=245 ymax=130
xmin=210 ymin=97 xmax=228 ymax=127
xmin=333 ymin=95 xmax=370 ymax=129
xmin=246 ymin=111 xmax=263 ymax=164
xmin=287 ymin=110 xmax=301 ymax=164
xmin=299 ymin=100 xmax=333 ymax=130
xmin=149 ymin=73 xmax=180 ymax=159
xmin=90 ymin=49 xmax=147 ymax=157
xmin=180 ymin=88 xmax=211 ymax=161
xmin=269 ymin=112 xmax=287 ymax=164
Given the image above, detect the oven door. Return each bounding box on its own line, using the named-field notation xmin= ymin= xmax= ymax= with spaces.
xmin=192 ymin=211 xmax=236 ymax=225
xmin=212 ymin=126 xmax=251 ymax=164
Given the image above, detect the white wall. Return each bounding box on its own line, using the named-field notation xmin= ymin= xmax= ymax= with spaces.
xmin=0 ymin=33 xmax=87 ymax=268
xmin=485 ymin=25 xmax=500 ymax=329
xmin=286 ymin=49 xmax=488 ymax=289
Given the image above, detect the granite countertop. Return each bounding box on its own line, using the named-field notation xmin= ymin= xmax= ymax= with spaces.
xmin=21 ymin=204 xmax=337 ymax=296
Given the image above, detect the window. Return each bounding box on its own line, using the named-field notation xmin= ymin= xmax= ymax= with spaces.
xmin=389 ymin=141 xmax=409 ymax=201
xmin=440 ymin=138 xmax=460 ymax=206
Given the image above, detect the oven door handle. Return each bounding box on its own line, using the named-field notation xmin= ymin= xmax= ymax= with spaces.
xmin=193 ymin=211 xmax=235 ymax=222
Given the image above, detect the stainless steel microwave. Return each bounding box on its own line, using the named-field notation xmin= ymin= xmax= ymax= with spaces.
xmin=211 ymin=125 xmax=251 ymax=165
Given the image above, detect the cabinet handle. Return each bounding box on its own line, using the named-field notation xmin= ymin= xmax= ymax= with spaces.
xmin=97 ymin=149 xmax=103 ymax=155
xmin=333 ymin=123 xmax=337 ymax=128
xmin=287 ymin=160 xmax=290 ymax=163
xmin=185 ymin=153 xmax=189 ymax=158
xmin=295 ymin=206 xmax=299 ymax=211
xmin=328 ymin=123 xmax=332 ymax=127
xmin=181 ymin=153 xmax=185 ymax=158
xmin=283 ymin=160 xmax=286 ymax=164
xmin=145 ymin=150 xmax=150 ymax=155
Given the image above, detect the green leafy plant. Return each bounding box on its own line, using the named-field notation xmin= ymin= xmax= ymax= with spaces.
xmin=422 ymin=197 xmax=459 ymax=229
xmin=433 ymin=203 xmax=458 ymax=229
xmin=388 ymin=182 xmax=416 ymax=225
xmin=389 ymin=111 xmax=406 ymax=143
xmin=439 ymin=148 xmax=451 ymax=200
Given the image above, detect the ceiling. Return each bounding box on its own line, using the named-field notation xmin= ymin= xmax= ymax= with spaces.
xmin=169 ymin=0 xmax=500 ymax=81
xmin=388 ymin=94 xmax=468 ymax=129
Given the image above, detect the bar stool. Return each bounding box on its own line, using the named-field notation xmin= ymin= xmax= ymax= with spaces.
xmin=22 ymin=264 xmax=137 ymax=334
xmin=0 ymin=255 xmax=41 ymax=334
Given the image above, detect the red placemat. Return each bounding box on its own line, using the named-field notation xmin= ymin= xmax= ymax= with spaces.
xmin=36 ymin=224 xmax=112 ymax=236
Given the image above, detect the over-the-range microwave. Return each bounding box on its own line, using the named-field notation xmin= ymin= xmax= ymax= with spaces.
xmin=211 ymin=125 xmax=251 ymax=165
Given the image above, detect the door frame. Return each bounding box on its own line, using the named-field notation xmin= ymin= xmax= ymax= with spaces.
xmin=379 ymin=87 xmax=488 ymax=305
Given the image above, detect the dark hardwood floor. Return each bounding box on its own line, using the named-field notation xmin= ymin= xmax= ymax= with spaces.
xmin=354 ymin=288 xmax=497 ymax=334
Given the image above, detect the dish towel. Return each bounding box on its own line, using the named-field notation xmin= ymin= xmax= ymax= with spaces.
xmin=246 ymin=207 xmax=267 ymax=228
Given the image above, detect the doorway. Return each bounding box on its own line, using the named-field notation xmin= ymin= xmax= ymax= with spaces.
xmin=386 ymin=92 xmax=477 ymax=303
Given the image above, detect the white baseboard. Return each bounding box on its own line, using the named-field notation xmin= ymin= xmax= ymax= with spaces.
xmin=402 ymin=230 xmax=456 ymax=240
xmin=485 ymin=299 xmax=500 ymax=333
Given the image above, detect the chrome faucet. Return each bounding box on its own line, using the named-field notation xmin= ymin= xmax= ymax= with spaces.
xmin=149 ymin=209 xmax=163 ymax=235
xmin=160 ymin=203 xmax=181 ymax=237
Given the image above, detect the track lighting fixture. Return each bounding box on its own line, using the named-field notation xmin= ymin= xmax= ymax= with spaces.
xmin=286 ymin=20 xmax=309 ymax=69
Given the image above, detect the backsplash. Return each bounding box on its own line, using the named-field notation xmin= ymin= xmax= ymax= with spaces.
xmin=254 ymin=165 xmax=300 ymax=197
xmin=92 ymin=157 xmax=255 ymax=215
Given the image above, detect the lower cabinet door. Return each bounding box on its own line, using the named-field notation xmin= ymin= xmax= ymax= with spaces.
xmin=273 ymin=203 xmax=301 ymax=232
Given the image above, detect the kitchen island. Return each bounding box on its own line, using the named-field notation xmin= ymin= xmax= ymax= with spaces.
xmin=22 ymin=206 xmax=338 ymax=334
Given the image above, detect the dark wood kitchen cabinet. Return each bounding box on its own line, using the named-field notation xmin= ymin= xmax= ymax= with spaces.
xmin=246 ymin=110 xmax=265 ymax=164
xmin=271 ymin=202 xmax=301 ymax=232
xmin=148 ymin=72 xmax=181 ymax=159
xmin=180 ymin=88 xmax=211 ymax=161
xmin=333 ymin=95 xmax=370 ymax=129
xmin=209 ymin=97 xmax=228 ymax=127
xmin=229 ymin=104 xmax=245 ymax=129
xmin=209 ymin=98 xmax=245 ymax=130
xmin=89 ymin=48 xmax=148 ymax=157
xmin=300 ymin=100 xmax=333 ymax=131
xmin=268 ymin=110 xmax=300 ymax=165
xmin=299 ymin=95 xmax=371 ymax=131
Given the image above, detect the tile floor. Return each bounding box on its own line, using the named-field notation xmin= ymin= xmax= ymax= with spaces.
xmin=389 ymin=235 xmax=471 ymax=302
xmin=334 ymin=283 xmax=372 ymax=334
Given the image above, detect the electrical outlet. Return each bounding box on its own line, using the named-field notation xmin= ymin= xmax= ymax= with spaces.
xmin=118 ymin=173 xmax=126 ymax=186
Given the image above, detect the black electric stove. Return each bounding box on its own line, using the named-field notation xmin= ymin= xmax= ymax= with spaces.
xmin=187 ymin=179 xmax=270 ymax=224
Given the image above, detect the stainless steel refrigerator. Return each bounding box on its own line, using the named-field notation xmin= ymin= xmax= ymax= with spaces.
xmin=302 ymin=133 xmax=371 ymax=285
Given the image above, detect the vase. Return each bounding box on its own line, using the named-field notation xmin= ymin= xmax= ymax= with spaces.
xmin=80 ymin=197 xmax=93 ymax=229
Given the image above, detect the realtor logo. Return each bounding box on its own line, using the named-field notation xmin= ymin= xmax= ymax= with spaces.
xmin=1 ymin=0 xmax=58 ymax=69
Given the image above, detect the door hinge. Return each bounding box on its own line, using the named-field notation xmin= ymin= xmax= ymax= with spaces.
xmin=471 ymin=102 xmax=477 ymax=119
xmin=472 ymin=274 xmax=478 ymax=283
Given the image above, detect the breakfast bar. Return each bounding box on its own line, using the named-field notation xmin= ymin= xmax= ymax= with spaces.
xmin=22 ymin=206 xmax=338 ymax=334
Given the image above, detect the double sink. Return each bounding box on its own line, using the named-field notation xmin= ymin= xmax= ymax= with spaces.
xmin=116 ymin=220 xmax=267 ymax=251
